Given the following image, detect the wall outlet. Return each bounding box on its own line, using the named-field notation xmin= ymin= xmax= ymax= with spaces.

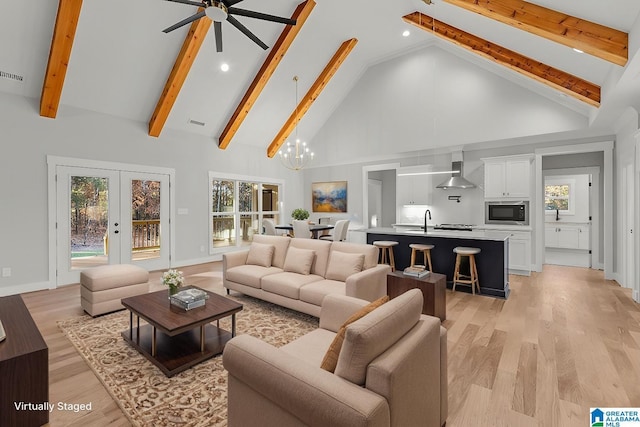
xmin=2 ymin=267 xmax=11 ymax=277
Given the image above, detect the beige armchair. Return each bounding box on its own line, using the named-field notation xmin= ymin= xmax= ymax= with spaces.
xmin=223 ymin=289 xmax=447 ymax=427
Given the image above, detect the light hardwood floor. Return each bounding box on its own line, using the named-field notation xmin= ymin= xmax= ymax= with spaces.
xmin=21 ymin=263 xmax=640 ymax=427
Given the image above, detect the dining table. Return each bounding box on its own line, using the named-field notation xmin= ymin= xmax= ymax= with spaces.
xmin=275 ymin=224 xmax=334 ymax=239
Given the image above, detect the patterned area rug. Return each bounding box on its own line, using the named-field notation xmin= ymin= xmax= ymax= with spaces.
xmin=58 ymin=295 xmax=319 ymax=426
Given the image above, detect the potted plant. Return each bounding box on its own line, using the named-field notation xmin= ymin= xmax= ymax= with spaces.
xmin=291 ymin=208 xmax=310 ymax=221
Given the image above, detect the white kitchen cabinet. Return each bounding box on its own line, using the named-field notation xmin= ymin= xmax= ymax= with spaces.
xmin=508 ymin=231 xmax=531 ymax=274
xmin=545 ymin=224 xmax=590 ymax=249
xmin=396 ymin=171 xmax=432 ymax=206
xmin=482 ymin=155 xmax=532 ymax=199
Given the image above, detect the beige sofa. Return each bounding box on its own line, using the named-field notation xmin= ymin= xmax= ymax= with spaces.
xmin=223 ymin=289 xmax=448 ymax=427
xmin=223 ymin=234 xmax=391 ymax=317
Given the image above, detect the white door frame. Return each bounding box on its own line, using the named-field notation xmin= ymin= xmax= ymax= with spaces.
xmin=47 ymin=156 xmax=176 ymax=288
xmin=534 ymin=141 xmax=613 ymax=278
xmin=634 ymin=130 xmax=640 ymax=303
xmin=362 ymin=163 xmax=401 ymax=232
xmin=367 ymin=179 xmax=383 ymax=227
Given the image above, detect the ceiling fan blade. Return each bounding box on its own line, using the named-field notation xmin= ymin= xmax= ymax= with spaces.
xmin=226 ymin=15 xmax=268 ymax=50
xmin=222 ymin=0 xmax=245 ymax=6
xmin=165 ymin=0 xmax=205 ymax=8
xmin=214 ymin=21 xmax=223 ymax=52
xmin=162 ymin=10 xmax=206 ymax=33
xmin=227 ymin=7 xmax=296 ymax=25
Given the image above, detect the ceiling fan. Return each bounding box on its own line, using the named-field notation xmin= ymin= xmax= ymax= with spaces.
xmin=162 ymin=0 xmax=297 ymax=52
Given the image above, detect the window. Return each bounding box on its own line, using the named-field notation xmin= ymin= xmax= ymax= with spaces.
xmin=209 ymin=173 xmax=283 ymax=252
xmin=544 ymin=178 xmax=575 ymax=215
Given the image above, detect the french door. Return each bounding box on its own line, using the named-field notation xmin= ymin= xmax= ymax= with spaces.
xmin=56 ymin=166 xmax=170 ymax=285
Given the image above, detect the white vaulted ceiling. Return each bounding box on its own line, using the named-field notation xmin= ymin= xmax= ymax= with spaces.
xmin=1 ymin=0 xmax=640 ymax=153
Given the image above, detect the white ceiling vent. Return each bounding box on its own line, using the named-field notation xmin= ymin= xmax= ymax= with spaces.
xmin=0 ymin=70 xmax=24 ymax=83
xmin=188 ymin=119 xmax=206 ymax=127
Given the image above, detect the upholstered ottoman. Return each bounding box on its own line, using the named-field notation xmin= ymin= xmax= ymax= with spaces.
xmin=80 ymin=264 xmax=149 ymax=316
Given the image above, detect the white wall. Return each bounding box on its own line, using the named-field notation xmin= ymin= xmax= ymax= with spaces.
xmin=310 ymin=45 xmax=588 ymax=167
xmin=0 ymin=93 xmax=303 ymax=293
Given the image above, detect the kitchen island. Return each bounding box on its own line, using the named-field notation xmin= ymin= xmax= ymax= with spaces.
xmin=367 ymin=227 xmax=510 ymax=298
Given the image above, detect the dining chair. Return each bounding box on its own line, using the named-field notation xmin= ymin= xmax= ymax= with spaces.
xmin=319 ymin=219 xmax=349 ymax=241
xmin=292 ymin=220 xmax=312 ymax=239
xmin=262 ymin=219 xmax=277 ymax=235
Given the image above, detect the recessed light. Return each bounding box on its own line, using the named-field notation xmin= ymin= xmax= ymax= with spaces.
xmin=220 ymin=63 xmax=229 ymax=72
xmin=573 ymin=48 xmax=583 ymax=53
xmin=402 ymin=30 xmax=410 ymax=37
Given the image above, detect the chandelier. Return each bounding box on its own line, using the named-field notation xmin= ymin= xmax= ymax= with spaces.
xmin=279 ymin=76 xmax=314 ymax=171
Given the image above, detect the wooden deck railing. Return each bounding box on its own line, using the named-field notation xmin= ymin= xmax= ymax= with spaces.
xmin=132 ymin=220 xmax=160 ymax=251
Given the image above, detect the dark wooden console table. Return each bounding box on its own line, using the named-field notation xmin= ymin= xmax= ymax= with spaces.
xmin=387 ymin=271 xmax=447 ymax=321
xmin=0 ymin=295 xmax=49 ymax=427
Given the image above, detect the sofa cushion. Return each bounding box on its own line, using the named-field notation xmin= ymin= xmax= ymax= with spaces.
xmin=262 ymin=273 xmax=324 ymax=299
xmin=320 ymin=295 xmax=388 ymax=373
xmin=283 ymin=247 xmax=316 ymax=275
xmin=225 ymin=265 xmax=283 ymax=289
xmin=335 ymin=289 xmax=423 ymax=385
xmin=252 ymin=234 xmax=291 ymax=269
xmin=289 ymin=238 xmax=332 ymax=276
xmin=299 ymin=280 xmax=345 ymax=307
xmin=325 ymin=251 xmax=365 ymax=282
xmin=330 ymin=241 xmax=379 ymax=270
xmin=246 ymin=242 xmax=275 ymax=268
xmin=280 ymin=328 xmax=337 ymax=367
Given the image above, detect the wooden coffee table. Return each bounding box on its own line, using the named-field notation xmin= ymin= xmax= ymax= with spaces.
xmin=121 ymin=287 xmax=243 ymax=377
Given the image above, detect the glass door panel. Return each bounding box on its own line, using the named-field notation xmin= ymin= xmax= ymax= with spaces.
xmin=57 ymin=166 xmax=120 ymax=285
xmin=120 ymin=172 xmax=170 ymax=271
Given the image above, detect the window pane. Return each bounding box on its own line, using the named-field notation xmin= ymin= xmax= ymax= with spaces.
xmin=131 ymin=179 xmax=161 ymax=261
xmin=212 ymin=215 xmax=235 ymax=248
xmin=212 ymin=180 xmax=234 ymax=213
xmin=545 ymin=184 xmax=569 ymax=198
xmin=239 ymin=182 xmax=258 ymax=212
xmin=240 ymin=214 xmax=259 ymax=245
xmin=262 ymin=184 xmax=279 ymax=212
xmin=70 ymin=176 xmax=108 ymax=269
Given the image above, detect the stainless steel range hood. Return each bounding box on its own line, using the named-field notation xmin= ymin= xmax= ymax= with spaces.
xmin=436 ymin=152 xmax=476 ymax=189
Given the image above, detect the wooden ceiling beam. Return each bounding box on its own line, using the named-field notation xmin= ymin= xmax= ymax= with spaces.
xmin=148 ymin=10 xmax=211 ymax=137
xmin=218 ymin=0 xmax=316 ymax=150
xmin=402 ymin=12 xmax=600 ymax=106
xmin=267 ymin=38 xmax=358 ymax=158
xmin=40 ymin=0 xmax=83 ymax=118
xmin=441 ymin=0 xmax=628 ymax=66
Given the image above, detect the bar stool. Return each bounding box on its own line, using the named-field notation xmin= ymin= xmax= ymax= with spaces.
xmin=373 ymin=241 xmax=399 ymax=271
xmin=409 ymin=243 xmax=435 ymax=272
xmin=452 ymin=247 xmax=481 ymax=295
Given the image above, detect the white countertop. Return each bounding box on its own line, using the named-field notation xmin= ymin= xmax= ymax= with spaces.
xmin=367 ymin=227 xmax=511 ymax=241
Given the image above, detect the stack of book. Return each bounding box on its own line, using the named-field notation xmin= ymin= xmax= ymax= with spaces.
xmin=170 ymin=288 xmax=209 ymax=311
xmin=403 ymin=266 xmax=430 ymax=278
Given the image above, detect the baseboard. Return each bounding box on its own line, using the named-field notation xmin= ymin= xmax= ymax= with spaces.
xmin=171 ymin=255 xmax=222 ymax=269
xmin=1 ymin=281 xmax=53 ymax=297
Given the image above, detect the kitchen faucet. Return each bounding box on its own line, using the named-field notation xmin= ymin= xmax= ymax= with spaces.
xmin=556 ymin=208 xmax=560 ymax=221
xmin=424 ymin=209 xmax=431 ymax=233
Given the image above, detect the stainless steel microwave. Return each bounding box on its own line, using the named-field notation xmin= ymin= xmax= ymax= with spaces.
xmin=485 ymin=201 xmax=529 ymax=225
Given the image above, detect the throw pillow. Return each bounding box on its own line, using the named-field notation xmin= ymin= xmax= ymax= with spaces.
xmin=320 ymin=295 xmax=389 ymax=373
xmin=246 ymin=242 xmax=275 ymax=268
xmin=283 ymin=246 xmax=316 ymax=275
xmin=325 ymin=251 xmax=365 ymax=282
